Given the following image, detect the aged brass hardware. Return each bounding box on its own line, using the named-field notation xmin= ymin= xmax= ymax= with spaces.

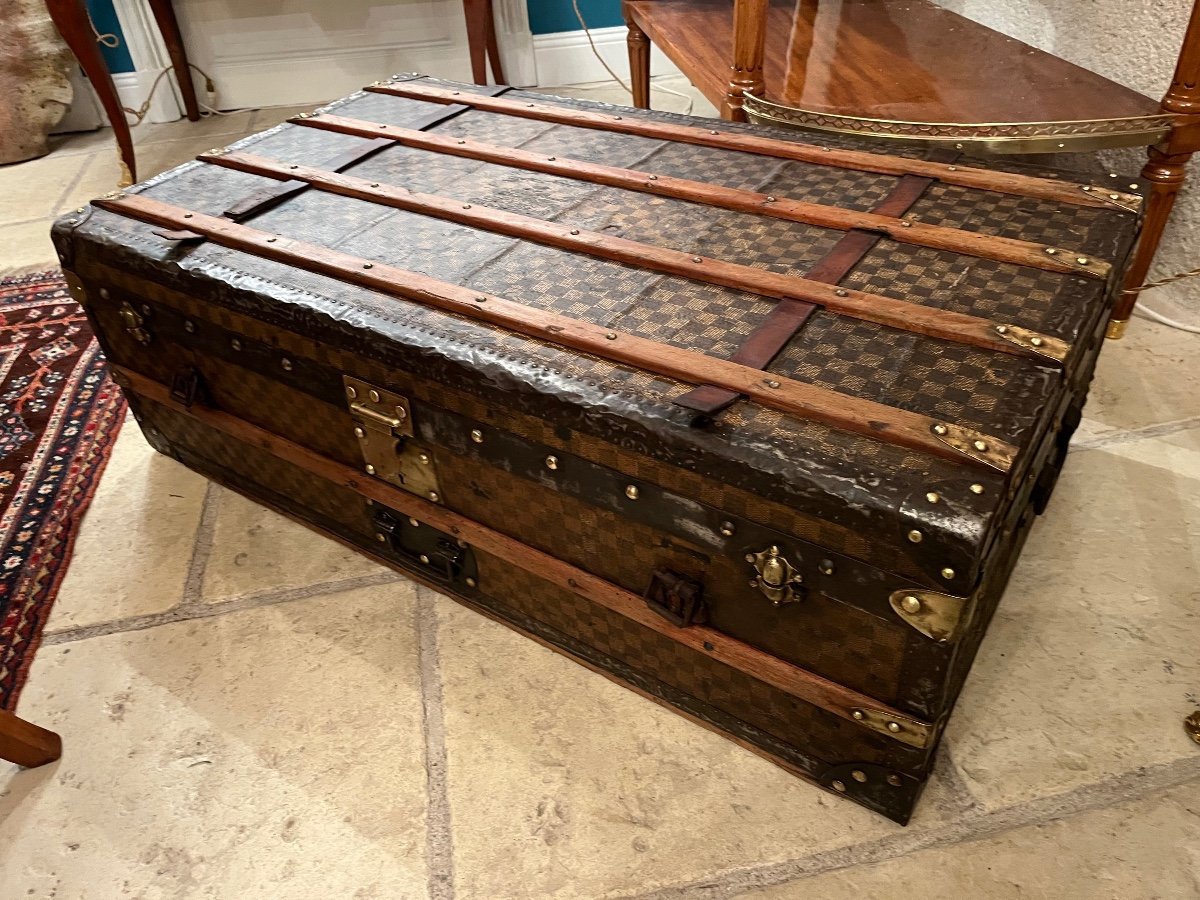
xmin=118 ymin=300 xmax=151 ymax=345
xmin=889 ymin=589 xmax=970 ymax=643
xmin=1080 ymin=184 xmax=1143 ymax=214
xmin=993 ymin=324 xmax=1070 ymax=363
xmin=345 ymin=375 xmax=442 ymax=501
xmin=372 ymin=504 xmax=477 ymax=586
xmin=847 ymin=707 xmax=933 ymax=749
xmin=746 ymin=545 xmax=804 ymax=607
xmin=1185 ymin=710 xmax=1200 ymax=745
xmin=929 ymin=422 xmax=1016 ymax=472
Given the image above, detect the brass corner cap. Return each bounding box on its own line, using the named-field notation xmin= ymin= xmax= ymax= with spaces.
xmin=1106 ymin=319 xmax=1129 ymax=340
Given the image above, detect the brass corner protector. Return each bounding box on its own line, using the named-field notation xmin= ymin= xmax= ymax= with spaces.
xmin=930 ymin=422 xmax=1016 ymax=473
xmin=994 ymin=324 xmax=1070 ymax=364
xmin=848 ymin=706 xmax=934 ymax=749
xmin=1080 ymin=184 xmax=1143 ymax=214
xmin=889 ymin=589 xmax=970 ymax=643
xmin=1106 ymin=319 xmax=1129 ymax=340
xmin=1185 ymin=710 xmax=1200 ymax=745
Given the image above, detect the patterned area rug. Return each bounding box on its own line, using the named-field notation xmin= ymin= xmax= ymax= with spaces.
xmin=0 ymin=271 xmax=126 ymax=710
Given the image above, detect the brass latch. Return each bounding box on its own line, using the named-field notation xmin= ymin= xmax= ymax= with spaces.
xmin=746 ymin=545 xmax=804 ymax=606
xmin=344 ymin=375 xmax=442 ymax=502
xmin=118 ymin=300 xmax=151 ymax=345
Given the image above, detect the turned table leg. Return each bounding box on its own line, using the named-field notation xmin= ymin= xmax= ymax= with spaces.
xmin=44 ymin=0 xmax=137 ymax=184
xmin=0 ymin=709 xmax=62 ymax=769
xmin=146 ymin=0 xmax=201 ymax=121
xmin=723 ymin=0 xmax=768 ymax=121
xmin=624 ymin=11 xmax=651 ymax=109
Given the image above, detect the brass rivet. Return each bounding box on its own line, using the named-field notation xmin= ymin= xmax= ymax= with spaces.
xmin=231 ymin=338 xmax=242 ymax=351
xmin=1077 ymin=257 xmax=1090 ymax=265
xmin=1082 ymin=185 xmax=1093 ymax=192
xmin=719 ymin=521 xmax=735 ymax=537
xmin=375 ymin=532 xmax=387 ymax=542
xmin=548 ymin=156 xmax=556 ymax=161
xmin=289 ymin=164 xmax=299 ymax=170
xmin=1130 ymin=184 xmax=1139 ymax=191
xmin=901 ymin=595 xmax=922 ymax=614
xmin=428 ymin=491 xmax=440 ymax=502
xmin=365 ymin=463 xmax=376 ymax=475
xmin=649 ymin=175 xmax=658 ymax=180
xmin=184 ymin=320 xmax=195 ymax=333
xmin=183 ymin=213 xmax=193 ymax=219
xmin=1109 ymin=193 xmax=1120 ymax=201
xmin=1031 ymin=336 xmax=1044 ymax=347
xmin=887 ymin=774 xmax=903 ymax=787
xmin=744 ymin=553 xmax=756 ymax=563
xmin=947 ymin=165 xmax=958 ymax=171
xmin=363 ymin=263 xmax=373 ymax=269
xmin=1045 ymin=247 xmax=1059 ymax=255
xmin=941 ymin=567 xmax=956 ymax=580
xmin=408 ymin=517 xmax=420 ymax=527
xmin=851 ymin=770 xmax=868 ymax=783
xmin=996 ymin=325 xmax=1009 ymax=334
xmin=900 ymin=220 xmax=912 ymax=227
xmin=474 ymin=296 xmax=487 ymax=303
xmin=1057 ymin=142 xmax=1065 ymax=148
xmin=819 ymin=559 xmax=834 ymax=575
xmin=933 ymin=423 xmax=948 ymax=435
xmin=419 ymin=554 xmax=430 ymax=564
xmin=462 ymin=204 xmax=471 ymax=209
xmin=765 ymin=195 xmax=776 ymax=202
xmin=709 ymin=129 xmax=719 ymax=135
xmin=970 ymin=483 xmax=985 ymax=494
xmin=369 ymin=389 xmax=381 ymax=402
xmin=926 ymin=492 xmax=940 ymax=503
xmin=764 ymin=379 xmax=780 ymax=389
xmin=458 ymin=140 xmax=466 ymax=144
xmin=470 ymin=429 xmax=484 ymax=443
xmin=852 ymin=710 xmax=865 ymax=720
xmin=346 ymin=385 xmax=358 ymax=399
xmin=832 ymin=780 xmax=847 ymax=792
xmin=99 ymin=288 xmax=110 ymax=300
xmin=465 ymin=577 xmax=477 ymax=588
xmin=545 ymin=455 xmax=559 ymax=470
xmin=955 ymin=142 xmax=964 ymax=150
xmin=605 ymin=332 xmax=617 ymax=340
xmin=973 ymin=439 xmax=988 ymax=452
xmin=570 ymin=229 xmax=580 ymax=235
xmin=835 ymin=288 xmax=848 ymax=297
xmin=907 ymin=529 xmax=923 ymax=543
xmin=370 ymin=182 xmax=379 ymax=188
xmin=266 ymin=237 xmax=277 ymax=243
xmin=418 ymin=453 xmax=430 ymax=465
xmin=693 ymin=256 xmax=703 ymax=263
xmin=625 ymin=485 xmax=640 ymax=500
xmin=354 ymin=426 xmax=365 ymax=438
xmin=281 ymin=358 xmax=293 ymax=371
xmin=394 ymin=406 xmax=407 ymax=421
xmin=379 ymin=124 xmax=388 ymax=129
xmin=887 ymin=722 xmax=901 ymax=733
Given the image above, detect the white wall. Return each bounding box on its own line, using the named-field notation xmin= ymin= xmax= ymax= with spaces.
xmin=940 ymin=0 xmax=1199 ymax=315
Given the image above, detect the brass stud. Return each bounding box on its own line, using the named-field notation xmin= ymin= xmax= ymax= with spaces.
xmin=470 ymin=429 xmax=484 ymax=443
xmin=947 ymin=165 xmax=958 ymax=171
xmin=183 ymin=212 xmax=193 ymax=219
xmin=765 ymin=195 xmax=776 ymax=202
xmin=764 ymin=379 xmax=780 ymax=389
xmin=1109 ymin=194 xmax=1120 ymax=201
xmin=1031 ymin=336 xmax=1044 ymax=347
xmin=605 ymin=332 xmax=617 ymax=340
xmin=375 ymin=532 xmax=387 ymax=542
xmin=996 ymin=324 xmax=1009 ymax=334
xmin=1077 ymin=257 xmax=1090 ymax=265
xmin=719 ymin=521 xmax=736 ymax=537
xmin=363 ymin=263 xmax=373 ymax=270
xmin=907 ymin=529 xmax=923 ymax=543
xmin=184 ymin=320 xmax=195 ymax=333
xmin=1082 ymin=185 xmax=1093 ymax=192
xmin=419 ymin=554 xmax=431 ymax=564
xmin=365 ymin=463 xmax=376 ymax=475
xmin=941 ymin=567 xmax=956 ymax=580
xmin=458 ymin=140 xmax=466 ymax=144
xmin=408 ymin=517 xmax=420 ymax=527
xmin=970 ymin=483 xmax=985 ymax=494
xmin=428 ymin=491 xmax=440 ymax=502
xmin=545 ymin=455 xmax=559 ymax=470
xmin=819 ymin=559 xmax=835 ymax=575
xmin=900 ymin=220 xmax=912 ymax=227
xmin=852 ymin=710 xmax=865 ymax=720
xmin=99 ymin=288 xmax=110 ymax=300
xmin=1045 ymin=247 xmax=1059 ymax=255
xmin=230 ymin=338 xmax=242 ymax=351
xmin=744 ymin=553 xmax=756 ymax=563
xmin=346 ymin=386 xmax=358 ymax=399
xmin=462 ymin=204 xmax=471 ymax=209
xmin=835 ymin=288 xmax=848 ymax=297
xmin=648 ymin=175 xmax=658 ymax=180
xmin=692 ymin=256 xmax=703 ymax=263
xmin=1130 ymin=184 xmax=1140 ymax=191
xmin=886 ymin=722 xmax=901 ymax=733
xmin=625 ymin=485 xmax=640 ymax=500
xmin=570 ymin=229 xmax=580 ymax=235
xmin=973 ymin=439 xmax=988 ymax=452
xmin=474 ymin=296 xmax=487 ymax=303
xmin=926 ymin=491 xmax=940 ymax=503
xmin=465 ymin=577 xmax=477 ymax=588
xmin=354 ymin=426 xmax=365 ymax=438
xmin=266 ymin=237 xmax=277 ymax=243
xmin=548 ymin=156 xmax=556 ymax=161
xmin=851 ymin=770 xmax=868 ymax=783
xmin=709 ymin=129 xmax=719 ymax=135
xmin=370 ymin=182 xmax=379 ymax=188
xmin=887 ymin=774 xmax=902 ymax=787
xmin=418 ymin=453 xmax=431 ymax=465
xmin=369 ymin=389 xmax=381 ymax=403
xmin=831 ymin=780 xmax=847 ymax=792
xmin=281 ymin=358 xmax=293 ymax=371
xmin=901 ymin=595 xmax=922 ymax=614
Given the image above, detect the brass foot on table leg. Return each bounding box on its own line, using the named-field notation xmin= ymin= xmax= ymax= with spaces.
xmin=1105 ymin=319 xmax=1129 ymax=340
xmin=118 ymin=158 xmax=134 ymax=189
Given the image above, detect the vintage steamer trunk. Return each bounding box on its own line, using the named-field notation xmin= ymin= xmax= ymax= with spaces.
xmin=53 ymin=76 xmax=1141 ymax=823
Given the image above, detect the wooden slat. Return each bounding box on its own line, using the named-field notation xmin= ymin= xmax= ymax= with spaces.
xmin=296 ymin=112 xmax=1111 ymax=280
xmin=365 ymin=81 xmax=1143 ymax=213
xmin=202 ymin=150 xmax=1065 ymax=365
xmin=94 ymin=192 xmax=1018 ymax=471
xmin=116 ymin=364 xmax=935 ymax=747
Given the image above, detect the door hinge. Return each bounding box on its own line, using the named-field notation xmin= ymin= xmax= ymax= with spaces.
xmin=344 ymin=375 xmax=442 ymax=502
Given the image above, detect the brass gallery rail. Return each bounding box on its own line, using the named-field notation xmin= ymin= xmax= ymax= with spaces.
xmin=94 ymin=192 xmax=1017 ymax=471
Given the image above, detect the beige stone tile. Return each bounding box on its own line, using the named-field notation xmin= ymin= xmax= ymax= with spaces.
xmin=201 ymin=489 xmax=386 ymax=603
xmin=134 ymin=109 xmax=258 ymax=146
xmin=47 ymin=425 xmax=209 ymax=631
xmin=53 ymin=151 xmax=124 ymax=215
xmin=0 ymin=153 xmax=88 ymax=224
xmin=945 ymin=426 xmax=1200 ymax=810
xmin=0 ymin=583 xmax=429 ymax=899
xmin=1086 ymin=317 xmax=1200 ymax=431
xmin=0 ymin=219 xmax=58 ymax=275
xmin=252 ymin=104 xmax=329 ymax=131
xmin=741 ymin=782 xmax=1200 ymax=899
xmin=434 ymin=598 xmax=966 ymax=900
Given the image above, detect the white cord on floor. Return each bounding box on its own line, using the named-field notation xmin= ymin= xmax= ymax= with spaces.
xmin=571 ymin=0 xmax=693 ymax=115
xmin=1133 ymin=303 xmax=1200 ymax=333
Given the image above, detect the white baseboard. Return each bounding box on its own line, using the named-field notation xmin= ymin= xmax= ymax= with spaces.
xmin=532 ymin=25 xmax=681 ymax=87
xmin=53 ymin=68 xmax=183 ymax=134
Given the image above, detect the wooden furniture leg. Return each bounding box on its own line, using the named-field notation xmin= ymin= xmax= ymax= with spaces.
xmin=483 ymin=0 xmax=505 ymax=84
xmin=463 ymin=0 xmax=491 ymax=84
xmin=1110 ymin=0 xmax=1200 ymax=338
xmin=44 ymin=0 xmax=137 ymax=184
xmin=146 ymin=0 xmax=201 ymax=122
xmin=625 ymin=8 xmax=651 ymax=109
xmin=0 ymin=709 xmax=62 ymax=769
xmin=723 ymin=0 xmax=768 ymax=121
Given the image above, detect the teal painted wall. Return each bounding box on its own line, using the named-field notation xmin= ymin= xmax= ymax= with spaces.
xmin=88 ymin=0 xmax=135 ymax=73
xmin=527 ymin=0 xmax=623 ymax=34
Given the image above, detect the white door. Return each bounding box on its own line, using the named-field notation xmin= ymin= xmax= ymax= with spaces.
xmin=159 ymin=0 xmax=533 ymax=109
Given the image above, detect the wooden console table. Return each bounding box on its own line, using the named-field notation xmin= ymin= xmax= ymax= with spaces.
xmin=624 ymin=0 xmax=1200 ymax=336
xmin=44 ymin=0 xmax=503 ymax=185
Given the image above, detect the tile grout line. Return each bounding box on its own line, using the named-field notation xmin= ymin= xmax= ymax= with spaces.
xmin=415 ymin=585 xmax=457 ymax=900
xmin=48 ymin=151 xmax=97 ymax=217
xmin=41 ymin=570 xmax=407 ymax=646
xmin=179 ymin=480 xmax=223 ymax=606
xmin=1071 ymin=414 xmax=1200 ymax=452
xmin=620 ymin=755 xmax=1200 ymax=900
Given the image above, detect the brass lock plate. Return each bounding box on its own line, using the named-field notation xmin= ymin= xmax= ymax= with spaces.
xmin=344 ymin=375 xmax=442 ymax=502
xmin=746 ymin=545 xmax=804 ymax=606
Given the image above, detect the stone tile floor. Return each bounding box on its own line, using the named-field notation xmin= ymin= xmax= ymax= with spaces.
xmin=1 ymin=76 xmax=1198 ymax=898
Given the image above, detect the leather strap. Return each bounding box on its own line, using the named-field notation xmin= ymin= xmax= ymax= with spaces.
xmin=675 ymin=151 xmax=959 ymax=420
